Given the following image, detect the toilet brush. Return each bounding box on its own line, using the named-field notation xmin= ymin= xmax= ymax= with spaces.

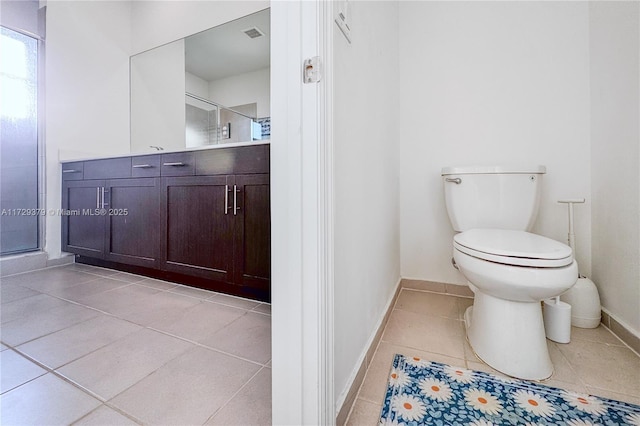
xmin=558 ymin=199 xmax=601 ymax=328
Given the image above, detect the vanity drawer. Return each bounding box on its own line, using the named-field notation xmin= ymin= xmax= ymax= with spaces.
xmin=196 ymin=145 xmax=270 ymax=175
xmin=131 ymin=155 xmax=161 ymax=177
xmin=61 ymin=162 xmax=84 ymax=180
xmin=84 ymin=158 xmax=132 ymax=179
xmin=161 ymin=152 xmax=195 ymax=176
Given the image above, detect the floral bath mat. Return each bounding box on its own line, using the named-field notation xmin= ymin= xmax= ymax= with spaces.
xmin=379 ymin=354 xmax=640 ymax=425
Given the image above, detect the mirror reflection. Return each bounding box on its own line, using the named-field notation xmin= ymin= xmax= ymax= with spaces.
xmin=130 ymin=9 xmax=270 ymax=153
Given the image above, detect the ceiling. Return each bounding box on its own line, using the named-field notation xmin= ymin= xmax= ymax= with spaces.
xmin=185 ymin=8 xmax=270 ymax=82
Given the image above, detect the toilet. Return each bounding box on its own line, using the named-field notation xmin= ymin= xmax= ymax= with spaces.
xmin=442 ymin=166 xmax=578 ymax=380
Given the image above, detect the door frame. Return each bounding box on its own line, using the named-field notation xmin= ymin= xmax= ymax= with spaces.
xmin=271 ymin=1 xmax=335 ymax=424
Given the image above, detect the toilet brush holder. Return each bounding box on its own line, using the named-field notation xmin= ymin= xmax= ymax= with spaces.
xmin=543 ymin=298 xmax=572 ymax=343
xmin=557 ymin=199 xmax=602 ymax=329
xmin=561 ymin=276 xmax=601 ymax=328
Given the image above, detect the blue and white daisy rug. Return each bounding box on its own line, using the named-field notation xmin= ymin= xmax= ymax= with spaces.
xmin=380 ymin=354 xmax=640 ymax=425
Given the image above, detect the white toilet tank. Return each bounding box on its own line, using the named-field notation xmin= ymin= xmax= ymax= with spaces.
xmin=442 ymin=165 xmax=546 ymax=232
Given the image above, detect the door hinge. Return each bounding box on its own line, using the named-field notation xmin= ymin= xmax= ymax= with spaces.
xmin=303 ymin=56 xmax=322 ymax=84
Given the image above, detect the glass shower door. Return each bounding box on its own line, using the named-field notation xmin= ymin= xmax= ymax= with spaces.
xmin=0 ymin=27 xmax=39 ymax=255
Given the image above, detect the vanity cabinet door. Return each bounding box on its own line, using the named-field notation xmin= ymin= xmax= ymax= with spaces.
xmin=232 ymin=174 xmax=271 ymax=300
xmin=161 ymin=176 xmax=234 ymax=282
xmin=62 ymin=180 xmax=106 ymax=258
xmin=104 ymin=178 xmax=161 ymax=268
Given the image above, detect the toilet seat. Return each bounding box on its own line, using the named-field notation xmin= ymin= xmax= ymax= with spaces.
xmin=454 ymin=229 xmax=573 ymax=268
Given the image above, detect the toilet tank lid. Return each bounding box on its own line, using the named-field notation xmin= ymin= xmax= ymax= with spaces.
xmin=441 ymin=165 xmax=547 ymax=175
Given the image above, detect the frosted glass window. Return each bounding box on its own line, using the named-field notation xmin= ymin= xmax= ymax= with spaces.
xmin=0 ymin=26 xmax=39 ymax=255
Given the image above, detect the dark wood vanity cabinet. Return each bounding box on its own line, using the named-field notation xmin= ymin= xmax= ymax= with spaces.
xmin=162 ymin=173 xmax=270 ymax=299
xmin=105 ymin=178 xmax=162 ymax=268
xmin=61 ymin=145 xmax=270 ymax=301
xmin=62 ymin=178 xmax=162 ymax=268
xmin=62 ymin=179 xmax=106 ymax=258
xmin=233 ymin=174 xmax=270 ymax=296
xmin=162 ymin=175 xmax=234 ymax=282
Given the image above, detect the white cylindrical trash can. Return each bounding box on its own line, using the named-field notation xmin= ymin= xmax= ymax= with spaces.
xmin=543 ymin=298 xmax=572 ymax=344
xmin=561 ymin=277 xmax=601 ymax=328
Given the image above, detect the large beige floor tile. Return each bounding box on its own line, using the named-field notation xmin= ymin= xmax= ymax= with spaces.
xmin=382 ymin=309 xmax=466 ymax=359
xmin=557 ymin=338 xmax=640 ymax=396
xmin=135 ymin=277 xmax=178 ymax=291
xmin=44 ymin=277 xmax=131 ymax=302
xmin=0 ymin=350 xmax=47 ymax=393
xmin=0 ymin=373 xmax=101 ymax=425
xmin=149 ymin=300 xmax=246 ymax=343
xmin=16 ymin=315 xmax=142 ymax=369
xmin=57 ymin=328 xmax=193 ymax=400
xmin=110 ymin=346 xmax=261 ymax=425
xmin=547 ymin=342 xmax=582 ymax=384
xmin=587 ymin=386 xmax=640 ymax=406
xmin=115 ymin=290 xmax=202 ymax=326
xmin=252 ymin=303 xmax=271 ymax=315
xmin=201 ymin=312 xmax=271 ymax=364
xmin=206 ymin=367 xmax=272 ymax=425
xmin=1 ymin=293 xmax=70 ymax=324
xmin=106 ymin=271 xmax=147 ymax=284
xmin=19 ymin=268 xmax=100 ymax=292
xmin=69 ymin=264 xmax=121 ymax=277
xmin=72 ymin=405 xmax=140 ymax=426
xmin=1 ymin=303 xmax=101 ymax=346
xmin=394 ymin=289 xmax=462 ymax=320
xmin=208 ymin=293 xmax=262 ymax=310
xmin=169 ymin=284 xmax=216 ymax=299
xmin=0 ymin=284 xmax=40 ymax=305
xmin=358 ymin=341 xmax=466 ymax=404
xmin=345 ymin=398 xmax=382 ymax=426
xmin=570 ymin=324 xmax=626 ymax=346
xmin=73 ymin=284 xmax=160 ymax=316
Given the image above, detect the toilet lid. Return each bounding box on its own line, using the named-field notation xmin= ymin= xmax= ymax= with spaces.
xmin=454 ymin=229 xmax=573 ymax=267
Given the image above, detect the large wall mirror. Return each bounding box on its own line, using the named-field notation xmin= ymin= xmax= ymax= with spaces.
xmin=130 ymin=9 xmax=270 ymax=153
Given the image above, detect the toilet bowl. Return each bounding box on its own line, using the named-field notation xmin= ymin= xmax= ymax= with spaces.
xmin=442 ymin=166 xmax=578 ymax=380
xmin=453 ymin=229 xmax=578 ymax=380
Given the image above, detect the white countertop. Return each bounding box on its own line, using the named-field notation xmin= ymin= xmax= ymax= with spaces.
xmin=59 ymin=140 xmax=270 ymax=163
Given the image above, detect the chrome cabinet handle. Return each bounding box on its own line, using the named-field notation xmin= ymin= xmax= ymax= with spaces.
xmin=233 ymin=185 xmax=240 ymax=216
xmin=132 ymin=164 xmax=153 ymax=169
xmin=163 ymin=162 xmax=185 ymax=167
xmin=224 ymin=185 xmax=230 ymax=215
xmin=62 ymin=169 xmax=79 ymax=173
xmin=101 ymin=187 xmax=110 ymax=208
xmin=445 ymin=177 xmax=462 ymax=184
xmin=96 ymin=187 xmax=100 ymax=209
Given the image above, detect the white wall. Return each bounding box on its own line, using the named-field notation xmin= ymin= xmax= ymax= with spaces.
xmin=45 ymin=1 xmax=132 ymax=259
xmin=333 ymin=0 xmax=400 ymax=410
xmin=185 ymin=72 xmax=209 ymax=99
xmin=130 ymin=39 xmax=186 ymax=153
xmin=589 ymin=2 xmax=640 ymax=335
xmin=130 ymin=1 xmax=268 ymax=55
xmin=399 ymin=2 xmax=592 ymax=285
xmin=208 ymin=67 xmax=270 ymax=118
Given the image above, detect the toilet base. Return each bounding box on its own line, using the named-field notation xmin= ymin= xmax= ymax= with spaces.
xmin=464 ymin=290 xmax=553 ymax=381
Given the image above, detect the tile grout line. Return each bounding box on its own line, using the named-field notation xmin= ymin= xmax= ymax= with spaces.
xmin=201 ymin=365 xmax=268 ymax=425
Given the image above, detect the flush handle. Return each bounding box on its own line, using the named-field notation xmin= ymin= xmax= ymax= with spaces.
xmin=446 ymin=177 xmax=462 ymax=184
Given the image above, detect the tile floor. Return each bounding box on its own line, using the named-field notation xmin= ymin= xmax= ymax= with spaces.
xmin=0 ymin=264 xmax=271 ymax=425
xmin=345 ymin=288 xmax=640 ymax=425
